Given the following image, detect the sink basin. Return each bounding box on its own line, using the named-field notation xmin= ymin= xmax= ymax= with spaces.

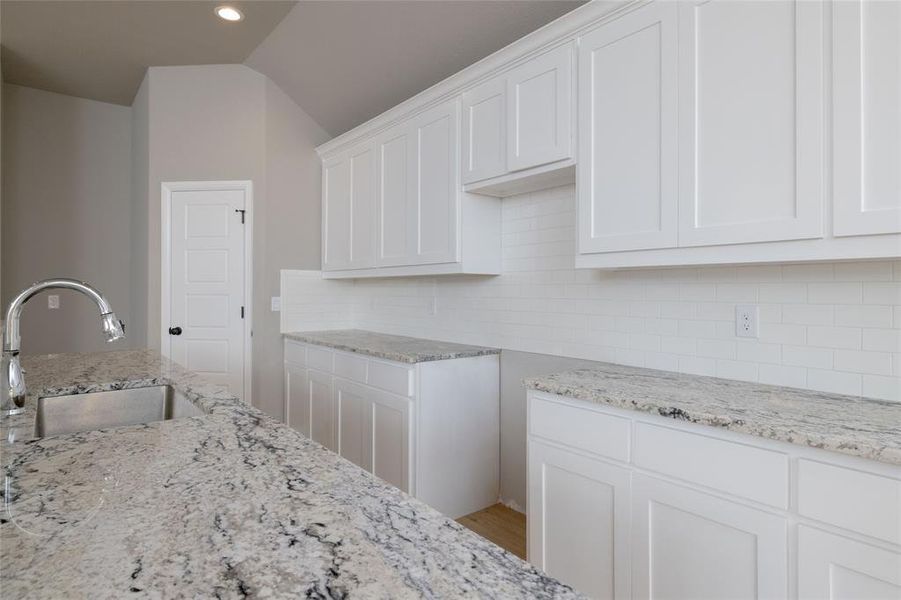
xmin=34 ymin=385 xmax=204 ymax=438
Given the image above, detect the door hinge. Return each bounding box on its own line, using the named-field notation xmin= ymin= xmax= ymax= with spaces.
xmin=235 ymin=209 xmax=246 ymax=224
xmin=240 ymin=306 xmax=245 ymax=319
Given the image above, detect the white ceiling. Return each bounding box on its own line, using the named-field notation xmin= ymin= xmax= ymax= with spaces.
xmin=0 ymin=1 xmax=296 ymax=105
xmin=246 ymin=1 xmax=585 ymax=136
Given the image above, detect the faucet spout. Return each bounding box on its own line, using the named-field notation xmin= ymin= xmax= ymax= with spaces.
xmin=2 ymin=278 xmax=126 ymax=415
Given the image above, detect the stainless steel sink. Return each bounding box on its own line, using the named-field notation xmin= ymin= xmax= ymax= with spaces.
xmin=34 ymin=385 xmax=204 ymax=438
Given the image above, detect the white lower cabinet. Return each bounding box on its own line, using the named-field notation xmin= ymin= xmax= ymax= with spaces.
xmin=285 ymin=339 xmax=499 ymax=518
xmin=631 ymin=474 xmax=787 ymax=600
xmin=528 ymin=441 xmax=631 ymax=600
xmin=798 ymin=526 xmax=901 ymax=600
xmin=527 ymin=391 xmax=901 ymax=600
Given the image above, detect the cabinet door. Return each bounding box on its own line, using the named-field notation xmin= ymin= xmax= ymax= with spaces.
xmin=798 ymin=525 xmax=901 ymax=600
xmin=369 ymin=387 xmax=411 ymax=493
xmin=411 ymin=98 xmax=460 ymax=265
xmin=833 ymin=0 xmax=901 ymax=236
xmin=376 ymin=124 xmax=414 ymax=267
xmin=632 ymin=474 xmax=788 ymax=600
xmin=308 ymin=369 xmax=336 ymax=452
xmin=578 ymin=1 xmax=678 ymax=254
xmin=348 ymin=142 xmax=376 ymax=268
xmin=528 ymin=440 xmax=631 ymax=600
xmin=678 ymin=0 xmax=824 ymax=247
xmin=322 ymin=155 xmax=352 ymax=270
xmin=462 ymin=77 xmax=506 ymax=184
xmin=507 ymin=42 xmax=574 ymax=172
xmin=284 ymin=364 xmax=309 ymax=436
xmin=334 ymin=378 xmax=371 ymax=471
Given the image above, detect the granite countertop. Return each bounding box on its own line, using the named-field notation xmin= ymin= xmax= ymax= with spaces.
xmin=1 ymin=350 xmax=579 ymax=599
xmin=525 ymin=363 xmax=901 ymax=466
xmin=284 ymin=329 xmax=500 ymax=364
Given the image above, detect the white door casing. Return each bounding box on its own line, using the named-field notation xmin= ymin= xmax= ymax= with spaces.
xmin=161 ymin=181 xmax=252 ymax=404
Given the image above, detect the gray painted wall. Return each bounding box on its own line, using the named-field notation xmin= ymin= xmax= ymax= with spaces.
xmin=499 ymin=350 xmax=596 ymax=511
xmin=1 ymin=84 xmax=134 ymax=354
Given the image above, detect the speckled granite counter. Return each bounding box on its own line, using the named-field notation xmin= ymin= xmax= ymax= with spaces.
xmin=284 ymin=329 xmax=500 ymax=364
xmin=1 ymin=350 xmax=579 ymax=599
xmin=525 ymin=363 xmax=901 ymax=466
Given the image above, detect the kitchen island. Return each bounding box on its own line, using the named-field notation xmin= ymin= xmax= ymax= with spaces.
xmin=0 ymin=350 xmax=579 ymax=598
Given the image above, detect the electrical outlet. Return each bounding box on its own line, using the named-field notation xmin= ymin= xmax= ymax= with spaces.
xmin=270 ymin=296 xmax=281 ymax=312
xmin=735 ymin=304 xmax=759 ymax=338
xmin=48 ymin=295 xmax=60 ymax=310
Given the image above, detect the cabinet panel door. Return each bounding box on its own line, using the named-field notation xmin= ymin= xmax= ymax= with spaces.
xmin=322 ymin=156 xmax=351 ymax=270
xmin=632 ymin=474 xmax=788 ymax=600
xmin=285 ymin=364 xmax=309 ymax=436
xmin=376 ymin=125 xmax=414 ymax=267
xmin=462 ymin=77 xmax=507 ymax=184
xmin=334 ymin=378 xmax=372 ymax=471
xmin=308 ymin=369 xmax=336 ymax=452
xmin=578 ymin=1 xmax=678 ymax=254
xmin=528 ymin=440 xmax=631 ymax=600
xmin=798 ymin=526 xmax=901 ymax=600
xmin=678 ymin=0 xmax=824 ymax=247
xmin=507 ymin=43 xmax=574 ymax=172
xmin=412 ymin=98 xmax=460 ymax=265
xmin=833 ymin=0 xmax=901 ymax=236
xmin=348 ymin=143 xmax=376 ymax=268
xmin=369 ymin=388 xmax=411 ymax=493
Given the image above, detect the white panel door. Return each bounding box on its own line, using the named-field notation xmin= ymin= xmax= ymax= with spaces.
xmin=376 ymin=124 xmax=414 ymax=267
xmin=632 ymin=474 xmax=788 ymax=600
xmin=578 ymin=1 xmax=678 ymax=254
xmin=168 ymin=187 xmax=246 ymax=399
xmin=462 ymin=77 xmax=507 ymax=184
xmin=369 ymin=387 xmax=411 ymax=493
xmin=411 ymin=98 xmax=460 ymax=265
xmin=833 ymin=0 xmax=901 ymax=236
xmin=285 ymin=364 xmax=310 ymax=436
xmin=507 ymin=42 xmax=574 ymax=172
xmin=348 ymin=142 xmax=376 ymax=268
xmin=308 ymin=368 xmax=336 ymax=452
xmin=528 ymin=440 xmax=631 ymax=600
xmin=335 ymin=377 xmax=371 ymax=470
xmin=322 ymin=155 xmax=351 ymax=270
xmin=798 ymin=526 xmax=901 ymax=600
xmin=678 ymin=0 xmax=824 ymax=247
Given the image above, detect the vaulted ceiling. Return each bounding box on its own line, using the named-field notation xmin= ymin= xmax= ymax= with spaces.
xmin=1 ymin=0 xmax=585 ymax=136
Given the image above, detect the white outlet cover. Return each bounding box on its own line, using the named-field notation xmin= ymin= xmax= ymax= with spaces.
xmin=270 ymin=296 xmax=281 ymax=312
xmin=735 ymin=304 xmax=759 ymax=338
xmin=48 ymin=295 xmax=60 ymax=309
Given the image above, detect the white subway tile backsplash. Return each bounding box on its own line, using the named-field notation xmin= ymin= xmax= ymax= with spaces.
xmin=282 ymin=186 xmax=900 ymax=402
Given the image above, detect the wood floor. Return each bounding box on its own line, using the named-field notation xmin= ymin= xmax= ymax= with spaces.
xmin=457 ymin=503 xmax=527 ymax=559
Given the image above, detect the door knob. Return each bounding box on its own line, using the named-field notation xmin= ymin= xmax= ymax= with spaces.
xmin=168 ymin=326 xmax=182 ymax=336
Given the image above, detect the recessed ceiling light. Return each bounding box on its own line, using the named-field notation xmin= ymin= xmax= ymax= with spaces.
xmin=215 ymin=6 xmax=244 ymax=22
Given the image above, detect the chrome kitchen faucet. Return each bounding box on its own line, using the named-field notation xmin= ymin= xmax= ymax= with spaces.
xmin=1 ymin=278 xmax=125 ymax=416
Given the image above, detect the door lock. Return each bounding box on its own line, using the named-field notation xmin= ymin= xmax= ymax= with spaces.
xmin=168 ymin=326 xmax=182 ymax=336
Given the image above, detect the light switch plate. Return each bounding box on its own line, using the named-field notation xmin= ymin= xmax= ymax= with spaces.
xmin=735 ymin=304 xmax=759 ymax=338
xmin=270 ymin=296 xmax=281 ymax=312
xmin=48 ymin=295 xmax=60 ymax=310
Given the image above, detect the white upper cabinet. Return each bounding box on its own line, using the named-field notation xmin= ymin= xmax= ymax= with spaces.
xmin=677 ymin=0 xmax=825 ymax=247
xmin=833 ymin=0 xmax=901 ymax=237
xmin=462 ymin=78 xmax=506 ymax=184
xmin=322 ymin=141 xmax=375 ymax=271
xmin=411 ymin=98 xmax=460 ymax=265
xmin=578 ymin=1 xmax=678 ymax=254
xmin=375 ymin=125 xmax=414 ymax=267
xmin=507 ymin=42 xmax=574 ymax=173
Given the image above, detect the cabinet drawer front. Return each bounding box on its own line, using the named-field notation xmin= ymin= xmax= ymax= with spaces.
xmin=798 ymin=459 xmax=901 ymax=545
xmin=367 ymin=359 xmax=414 ymax=397
xmin=333 ymin=351 xmax=368 ymax=384
xmin=529 ymin=394 xmax=630 ymax=463
xmin=284 ymin=340 xmax=306 ymax=365
xmin=306 ymin=346 xmax=334 ymax=373
xmin=634 ymin=423 xmax=789 ymax=508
